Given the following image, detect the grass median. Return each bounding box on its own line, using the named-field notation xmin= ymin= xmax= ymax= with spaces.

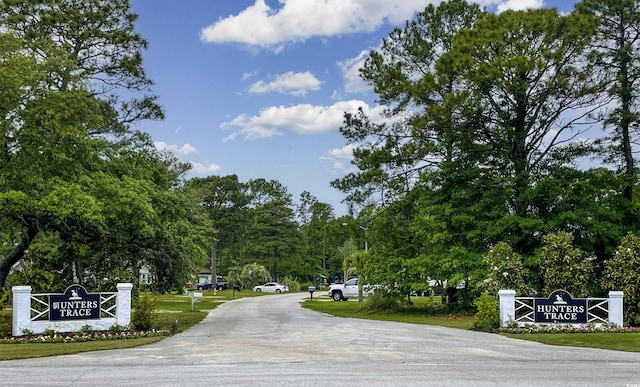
xmin=302 ymin=295 xmax=640 ymax=352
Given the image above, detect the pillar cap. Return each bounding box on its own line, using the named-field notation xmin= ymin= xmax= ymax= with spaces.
xmin=11 ymin=286 xmax=32 ymax=292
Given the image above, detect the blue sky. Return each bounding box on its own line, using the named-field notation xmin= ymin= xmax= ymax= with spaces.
xmin=129 ymin=0 xmax=578 ymax=216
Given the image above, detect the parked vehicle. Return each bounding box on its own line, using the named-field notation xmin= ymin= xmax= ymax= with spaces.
xmin=215 ymin=280 xmax=228 ymax=290
xmin=196 ymin=282 xmax=212 ymax=290
xmin=197 ymin=275 xmax=228 ymax=290
xmin=253 ymin=282 xmax=289 ymax=293
xmin=327 ymin=278 xmax=376 ymax=301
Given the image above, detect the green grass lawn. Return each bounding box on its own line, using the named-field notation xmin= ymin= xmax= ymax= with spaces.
xmin=2 ymin=291 xmax=638 ymax=361
xmin=501 ymin=332 xmax=640 ymax=352
xmin=302 ymin=295 xmax=640 ymax=353
xmin=0 ymin=337 xmax=165 ymax=360
xmin=301 ymin=297 xmax=474 ymax=330
xmin=0 ymin=288 xmax=260 ymax=360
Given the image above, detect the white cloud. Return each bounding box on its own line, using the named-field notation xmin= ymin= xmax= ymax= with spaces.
xmin=248 ymin=71 xmax=323 ymax=96
xmin=471 ymin=0 xmax=545 ymax=12
xmin=321 ymin=144 xmax=358 ymax=174
xmin=189 ymin=162 xmax=222 ymax=175
xmin=241 ymin=71 xmax=258 ymax=81
xmin=221 ymin=100 xmax=386 ymax=141
xmin=496 ymin=0 xmax=544 ymax=12
xmin=154 ymin=141 xmax=198 ymax=156
xmin=154 ymin=142 xmax=221 ymax=176
xmin=338 ymin=50 xmax=372 ymax=95
xmin=200 ymin=0 xmax=435 ymax=49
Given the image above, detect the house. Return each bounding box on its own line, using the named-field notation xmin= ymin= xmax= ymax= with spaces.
xmin=139 ymin=264 xmax=153 ymax=285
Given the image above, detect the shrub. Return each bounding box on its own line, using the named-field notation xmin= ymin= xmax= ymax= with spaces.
xmin=482 ymin=242 xmax=530 ymax=296
xmin=538 ymin=232 xmax=592 ymax=297
xmin=79 ymin=324 xmax=93 ymax=333
xmin=131 ymin=293 xmax=158 ymax=330
xmin=108 ymin=324 xmax=128 ymax=334
xmin=42 ymin=328 xmax=56 ymax=336
xmin=472 ymin=292 xmax=500 ymax=332
xmin=359 ymin=291 xmax=400 ymax=314
xmin=603 ymin=233 xmax=640 ymax=326
xmin=21 ymin=328 xmax=35 ymax=337
xmin=281 ymin=277 xmax=300 ymax=292
xmin=299 ymin=282 xmax=314 ymax=292
xmin=0 ymin=315 xmax=11 ymax=337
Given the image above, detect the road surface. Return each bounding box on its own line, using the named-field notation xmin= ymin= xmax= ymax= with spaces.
xmin=0 ymin=293 xmax=639 ymax=386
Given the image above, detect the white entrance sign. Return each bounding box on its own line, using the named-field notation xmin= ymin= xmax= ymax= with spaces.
xmin=498 ymin=289 xmax=624 ymax=328
xmin=12 ymin=283 xmax=133 ymax=336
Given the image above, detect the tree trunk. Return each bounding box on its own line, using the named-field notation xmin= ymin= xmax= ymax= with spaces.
xmin=0 ymin=224 xmax=39 ymax=288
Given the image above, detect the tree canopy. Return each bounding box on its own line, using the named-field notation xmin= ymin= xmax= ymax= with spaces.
xmin=0 ymin=0 xmax=209 ymax=292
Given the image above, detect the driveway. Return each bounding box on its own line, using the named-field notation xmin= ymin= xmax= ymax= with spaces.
xmin=1 ymin=293 xmax=639 ymax=386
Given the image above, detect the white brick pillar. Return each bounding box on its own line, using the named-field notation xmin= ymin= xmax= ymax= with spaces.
xmin=608 ymin=291 xmax=624 ymax=327
xmin=12 ymin=286 xmax=32 ymax=336
xmin=498 ymin=289 xmax=516 ymax=328
xmin=116 ymin=283 xmax=133 ymax=327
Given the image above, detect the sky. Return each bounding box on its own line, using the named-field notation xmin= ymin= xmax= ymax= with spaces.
xmin=129 ymin=0 xmax=579 ymax=216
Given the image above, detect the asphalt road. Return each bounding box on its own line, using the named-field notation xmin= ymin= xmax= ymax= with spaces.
xmin=1 ymin=293 xmax=640 ymax=386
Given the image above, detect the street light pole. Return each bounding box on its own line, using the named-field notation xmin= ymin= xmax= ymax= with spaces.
xmin=360 ymin=225 xmax=368 ymax=252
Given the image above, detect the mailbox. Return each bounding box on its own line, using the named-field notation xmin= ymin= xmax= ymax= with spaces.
xmin=308 ymin=286 xmax=316 ymax=300
xmin=190 ymin=291 xmax=203 ymax=311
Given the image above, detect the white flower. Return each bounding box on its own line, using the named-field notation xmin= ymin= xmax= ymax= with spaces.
xmin=502 ymin=271 xmax=509 ymax=278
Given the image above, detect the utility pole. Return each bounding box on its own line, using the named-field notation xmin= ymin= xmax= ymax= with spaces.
xmin=211 ymin=243 xmax=217 ymax=294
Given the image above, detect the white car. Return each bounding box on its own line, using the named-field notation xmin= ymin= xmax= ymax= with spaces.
xmin=328 ymin=278 xmax=376 ymax=301
xmin=253 ymin=282 xmax=289 ymax=293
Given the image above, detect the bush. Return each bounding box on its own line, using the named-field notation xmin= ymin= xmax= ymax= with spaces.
xmin=281 ymin=277 xmax=301 ymax=292
xmin=108 ymin=324 xmax=128 ymax=334
xmin=359 ymin=291 xmax=400 ymax=314
xmin=299 ymin=282 xmax=314 ymax=291
xmin=0 ymin=315 xmax=10 ymax=337
xmin=42 ymin=328 xmax=56 ymax=336
xmin=603 ymin=233 xmax=640 ymax=326
xmin=538 ymin=232 xmax=592 ymax=297
xmin=472 ymin=292 xmax=500 ymax=332
xmin=131 ymin=293 xmax=158 ymax=330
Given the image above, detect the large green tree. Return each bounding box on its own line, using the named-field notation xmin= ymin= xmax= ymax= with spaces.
xmin=296 ymin=191 xmax=335 ymax=282
xmin=332 ymin=0 xmax=485 ymax=206
xmin=437 ymin=8 xmax=602 ymax=251
xmin=0 ymin=0 xmax=209 ymax=291
xmin=186 ymin=175 xmax=252 ymax=275
xmin=333 ymin=3 xmax=614 ymax=302
xmin=0 ymin=0 xmax=163 ymax=123
xmin=243 ymin=180 xmax=303 ymax=275
xmin=576 ymin=0 xmax=640 ymax=215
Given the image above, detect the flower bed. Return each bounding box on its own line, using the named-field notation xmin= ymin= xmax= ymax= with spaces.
xmin=1 ymin=329 xmax=170 ymax=344
xmin=499 ymin=324 xmax=640 ymax=334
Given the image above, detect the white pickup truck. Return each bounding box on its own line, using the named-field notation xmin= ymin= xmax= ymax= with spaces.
xmin=327 ymin=278 xmax=376 ymax=301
